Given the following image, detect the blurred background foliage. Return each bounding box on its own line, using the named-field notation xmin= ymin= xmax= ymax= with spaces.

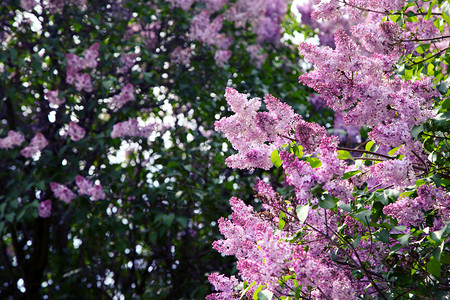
xmin=0 ymin=0 xmax=338 ymax=299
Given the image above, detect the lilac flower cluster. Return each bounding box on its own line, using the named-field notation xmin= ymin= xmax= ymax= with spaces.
xmin=38 ymin=200 xmax=52 ymax=218
xmin=108 ymin=84 xmax=135 ymax=111
xmin=66 ymin=43 xmax=100 ymax=93
xmin=50 ymin=182 xmax=76 ymax=204
xmin=384 ymin=184 xmax=450 ymax=228
xmin=75 ymin=175 xmax=106 ymax=201
xmin=311 ymin=0 xmax=406 ymax=21
xmin=118 ymin=53 xmax=138 ymax=74
xmin=0 ymin=131 xmax=25 ymax=149
xmin=67 ymin=121 xmax=86 ymax=142
xmin=298 ymin=29 xmax=438 ymax=150
xmin=45 ymin=90 xmax=65 ymax=106
xmin=111 ymin=119 xmax=155 ymax=139
xmin=190 ymin=10 xmax=233 ymax=65
xmin=215 ymin=88 xmax=299 ymax=170
xmin=20 ymin=133 xmax=49 ymax=158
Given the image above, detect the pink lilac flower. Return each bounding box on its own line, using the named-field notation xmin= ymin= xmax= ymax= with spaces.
xmin=167 ymin=0 xmax=194 ymax=11
xmin=215 ymin=88 xmax=300 ymax=170
xmin=190 ymin=11 xmax=225 ymax=47
xmin=21 ymin=0 xmax=36 ymax=11
xmin=45 ymin=90 xmax=65 ymax=106
xmin=333 ymin=112 xmax=360 ymax=144
xmin=279 ymin=150 xmax=317 ymax=203
xmin=256 ymin=16 xmax=281 ymax=44
xmin=214 ymin=50 xmax=231 ymax=67
xmin=370 ymin=158 xmax=415 ymax=189
xmin=0 ymin=131 xmax=25 ymax=149
xmin=297 ymin=0 xmax=353 ymax=48
xmin=203 ymin=0 xmax=228 ymax=12
xmin=294 ymin=119 xmax=327 ymax=154
xmin=66 ymin=53 xmax=84 ymax=84
xmin=298 ymin=29 xmax=437 ymax=151
xmin=383 ymin=195 xmax=424 ymax=226
xmin=110 ymin=118 xmax=155 ymax=138
xmin=50 ymin=182 xmax=76 ymax=204
xmin=31 ymin=133 xmax=48 ymax=149
xmin=20 ymin=133 xmax=48 ymax=158
xmin=66 ymin=43 xmax=99 ymax=90
xmin=75 ymin=175 xmax=94 ymax=196
xmin=171 ymin=46 xmax=193 ymax=66
xmin=142 ymin=22 xmax=161 ymax=49
xmin=206 ymin=273 xmax=239 ymax=300
xmin=225 ymin=0 xmax=266 ymax=28
xmin=38 ymin=200 xmax=52 ymax=218
xmin=212 ymin=197 xmax=293 ymax=294
xmin=90 ymin=184 xmax=106 ymax=201
xmin=311 ymin=0 xmax=406 ymax=22
xmin=307 ymin=93 xmax=326 ymax=111
xmin=109 ymin=83 xmax=135 ymax=111
xmin=67 ymin=121 xmax=86 ymax=141
xmin=75 ymin=175 xmax=106 ymax=200
xmin=385 ymin=184 xmax=450 ymax=228
xmin=351 ymin=16 xmax=406 ymax=55
xmin=74 ymin=73 xmax=93 ymax=92
xmin=119 ymin=53 xmax=138 ymax=73
xmin=247 ymin=44 xmax=268 ymax=68
xmin=82 ymin=42 xmax=100 ymax=69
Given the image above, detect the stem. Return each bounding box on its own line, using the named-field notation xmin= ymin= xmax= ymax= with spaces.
xmin=352 ymin=156 xmax=387 ymax=162
xmin=408 ymin=46 xmax=450 ymax=67
xmin=411 ymin=150 xmax=429 ymax=173
xmin=341 ymin=0 xmax=441 ymax=16
xmin=337 ymin=147 xmax=394 ymax=160
xmin=401 ymin=35 xmax=450 ymax=43
xmin=327 ymin=226 xmax=389 ymax=300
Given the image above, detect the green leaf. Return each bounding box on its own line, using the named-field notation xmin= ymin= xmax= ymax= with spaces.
xmin=389 ymin=243 xmax=404 ymax=255
xmin=241 ymin=282 xmax=256 ymax=300
xmin=306 ymin=157 xmax=322 ymax=168
xmin=442 ymin=11 xmax=450 ymax=27
xmin=295 ymin=286 xmax=302 ymax=300
xmin=442 ymin=97 xmax=450 ymax=109
xmin=352 ymin=234 xmax=362 ymax=247
xmin=430 ymin=223 xmax=448 ymax=243
xmin=257 ymin=289 xmax=273 ymax=300
xmin=253 ymin=285 xmax=263 ymax=300
xmin=5 ymin=213 xmax=15 ymax=223
xmin=416 ymin=44 xmax=430 ymax=54
xmin=352 ymin=210 xmax=371 ymax=226
xmin=319 ymin=194 xmax=335 ymax=209
xmin=432 ymin=243 xmax=444 ymax=262
xmin=365 ymin=141 xmax=375 ymax=152
xmin=397 ymin=233 xmax=411 ymax=246
xmin=375 ymin=229 xmax=390 ymax=243
xmin=290 ymin=144 xmax=303 ymax=159
xmin=337 ymin=150 xmax=353 ymax=160
xmin=428 ymin=151 xmax=437 ymax=163
xmin=310 ymin=183 xmax=324 ymax=197
xmin=388 ymin=146 xmax=401 ymax=156
xmin=296 ymin=205 xmax=309 ymax=225
xmin=342 ymin=170 xmax=361 ymax=180
xmin=278 ymin=211 xmax=286 ymax=230
xmin=437 ymin=78 xmax=450 ymax=94
xmin=423 ymin=137 xmax=435 ymax=152
xmin=427 ymin=258 xmax=441 ymax=277
xmin=338 ymin=201 xmax=352 ymax=212
xmin=442 ymin=253 xmax=450 ymax=265
xmin=411 ymin=125 xmax=424 ymax=139
xmin=271 ymin=150 xmax=282 ymax=169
